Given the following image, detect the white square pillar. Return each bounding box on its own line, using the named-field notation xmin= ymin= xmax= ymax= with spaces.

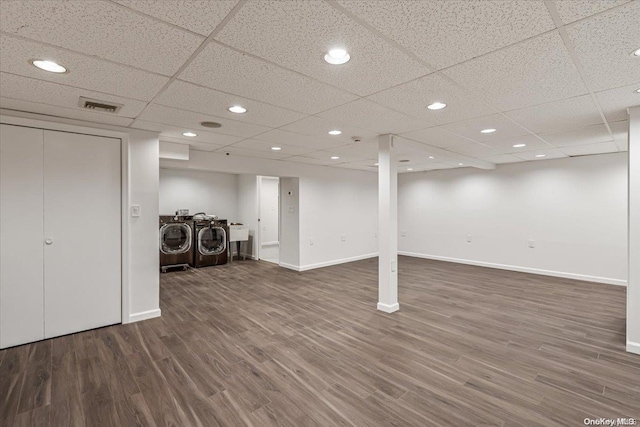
xmin=627 ymin=106 xmax=640 ymax=355
xmin=378 ymin=134 xmax=399 ymax=313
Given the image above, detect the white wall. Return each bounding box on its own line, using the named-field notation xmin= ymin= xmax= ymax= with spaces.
xmin=259 ymin=176 xmax=279 ymax=245
xmin=161 ymin=151 xmax=379 ymax=270
xmin=628 ymin=107 xmax=640 ymax=354
xmin=280 ymin=177 xmax=300 ymax=269
xmin=398 ymin=153 xmax=628 ymax=285
xmin=237 ymin=174 xmax=259 ymax=259
xmin=159 ymin=168 xmax=238 ymax=220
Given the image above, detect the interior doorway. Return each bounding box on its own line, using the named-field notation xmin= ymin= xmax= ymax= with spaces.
xmin=258 ymin=176 xmax=280 ymax=264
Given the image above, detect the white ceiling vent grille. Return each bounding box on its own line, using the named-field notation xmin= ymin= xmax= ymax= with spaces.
xmin=78 ymin=97 xmax=123 ymax=114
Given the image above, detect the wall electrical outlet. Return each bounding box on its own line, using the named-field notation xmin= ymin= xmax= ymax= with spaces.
xmin=528 ymin=239 xmax=536 ymax=248
xmin=466 ymin=234 xmax=472 ymax=243
xmin=401 ymin=230 xmax=407 ymax=237
xmin=374 ymin=232 xmax=377 ymax=238
xmin=309 ymin=237 xmax=314 ymax=246
xmin=341 ymin=234 xmax=346 ymax=242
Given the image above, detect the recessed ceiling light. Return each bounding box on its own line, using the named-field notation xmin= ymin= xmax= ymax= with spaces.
xmin=228 ymin=105 xmax=247 ymax=114
xmin=271 ymin=146 xmax=282 ymax=151
xmin=330 ymin=156 xmax=340 ymax=160
xmin=407 ymin=168 xmax=414 ymax=171
xmin=513 ymin=143 xmax=526 ymax=148
xmin=635 ymin=88 xmax=640 ymax=93
xmin=324 ymin=48 xmax=350 ymax=65
xmin=428 ymin=156 xmax=434 ymax=159
xmin=328 ymin=130 xmax=342 ymax=136
xmin=182 ymin=132 xmax=197 ymax=137
xmin=632 ymin=48 xmax=640 ymax=57
xmin=535 ymin=154 xmax=546 ymax=158
xmin=480 ymin=128 xmax=496 ymax=134
xmin=427 ymin=102 xmax=447 ymax=110
xmin=458 ymin=163 xmax=464 ymax=166
xmin=31 ymin=59 xmax=67 ymax=73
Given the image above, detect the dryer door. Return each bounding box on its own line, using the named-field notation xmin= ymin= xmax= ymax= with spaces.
xmin=198 ymin=226 xmax=227 ymax=255
xmin=160 ymin=223 xmax=192 ymax=254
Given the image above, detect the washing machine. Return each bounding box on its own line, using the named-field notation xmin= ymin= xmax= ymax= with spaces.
xmin=159 ymin=215 xmax=194 ymax=272
xmin=193 ymin=219 xmax=228 ymax=267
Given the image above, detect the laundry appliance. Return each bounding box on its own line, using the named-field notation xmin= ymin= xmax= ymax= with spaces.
xmin=159 ymin=215 xmax=194 ymax=272
xmin=193 ymin=215 xmax=228 ymax=267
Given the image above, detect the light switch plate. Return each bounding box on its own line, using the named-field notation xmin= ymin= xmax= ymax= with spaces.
xmin=131 ymin=205 xmax=141 ymax=217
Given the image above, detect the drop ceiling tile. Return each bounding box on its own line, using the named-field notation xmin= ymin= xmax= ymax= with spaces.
xmin=298 ymin=150 xmax=362 ymax=163
xmin=251 ymin=129 xmax=347 ymax=150
xmin=329 ymin=141 xmax=378 ymax=160
xmin=504 ymin=95 xmax=604 ymax=134
xmin=554 ymin=0 xmax=631 ymax=24
xmin=179 ymin=42 xmax=358 ymax=114
xmin=399 ymin=126 xmax=470 ymax=148
xmin=336 ymin=0 xmax=554 ymax=70
xmin=540 ymin=123 xmax=613 ymax=147
xmin=189 ymin=142 xmax=220 ymax=152
xmin=156 ymin=80 xmax=307 ymax=128
xmin=565 ymin=2 xmax=640 ymax=92
xmin=560 ymin=141 xmax=619 ymax=156
xmin=367 ymin=73 xmax=497 ymax=126
xmin=0 ymin=73 xmax=146 ymax=117
xmin=441 ymin=114 xmax=530 ymax=143
xmin=232 ymin=139 xmax=315 ymax=156
xmin=0 ymin=35 xmax=169 ymax=101
xmin=131 ymin=120 xmax=243 ymax=146
xmin=480 ymin=154 xmax=523 ymax=164
xmin=483 ymin=134 xmax=551 ymax=153
xmin=316 ymin=99 xmax=428 ymax=134
xmin=215 ymin=145 xmax=290 ymax=160
xmin=159 ymin=136 xmax=225 ymax=153
xmin=333 ymin=162 xmax=377 ymax=172
xmin=280 ymin=116 xmax=378 ymax=143
xmin=513 ymin=148 xmax=567 ymax=161
xmin=610 ymin=120 xmax=629 ymax=141
xmin=444 ymin=142 xmax=502 ymax=158
xmin=112 ymin=0 xmax=238 ymax=36
xmin=595 ymin=84 xmax=640 ymax=123
xmin=281 ymin=156 xmax=336 ymax=166
xmin=137 ymin=104 xmax=271 ymax=138
xmin=615 ymin=138 xmax=628 ymax=152
xmin=216 ymin=0 xmax=430 ymax=96
xmin=0 ymin=1 xmax=204 ymax=75
xmin=0 ymin=97 xmax=134 ymax=127
xmin=443 ymin=31 xmax=588 ymax=111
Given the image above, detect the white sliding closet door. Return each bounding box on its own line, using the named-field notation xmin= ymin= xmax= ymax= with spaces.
xmin=43 ymin=130 xmax=121 ymax=338
xmin=0 ymin=125 xmax=45 ymax=348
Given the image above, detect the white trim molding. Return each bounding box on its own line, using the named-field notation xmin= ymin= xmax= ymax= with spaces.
xmin=128 ymin=308 xmax=161 ymax=323
xmin=279 ymin=262 xmax=302 ymax=272
xmin=298 ymin=253 xmax=378 ymax=272
xmin=627 ymin=341 xmax=640 ymax=355
xmin=261 ymin=241 xmax=279 ymax=247
xmin=399 ymin=251 xmax=627 ymax=287
xmin=377 ymin=302 xmax=399 ymax=313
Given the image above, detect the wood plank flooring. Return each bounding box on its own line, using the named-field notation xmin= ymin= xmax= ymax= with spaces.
xmin=1 ymin=256 xmax=639 ymax=426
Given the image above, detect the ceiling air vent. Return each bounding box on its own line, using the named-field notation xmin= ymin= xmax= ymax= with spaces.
xmin=78 ymin=97 xmax=123 ymax=113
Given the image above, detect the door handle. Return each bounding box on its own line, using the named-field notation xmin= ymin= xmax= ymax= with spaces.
xmin=44 ymin=238 xmax=53 ymax=245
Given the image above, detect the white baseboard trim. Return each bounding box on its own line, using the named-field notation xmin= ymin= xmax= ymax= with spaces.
xmin=627 ymin=341 xmax=640 ymax=355
xmin=298 ymin=253 xmax=378 ymax=272
xmin=398 ymin=251 xmax=627 ymax=286
xmin=261 ymin=241 xmax=279 ymax=247
xmin=377 ymin=302 xmax=399 ymax=313
xmin=238 ymin=253 xmax=258 ymax=260
xmin=279 ymin=262 xmax=302 ymax=272
xmin=127 ymin=308 xmax=161 ymax=323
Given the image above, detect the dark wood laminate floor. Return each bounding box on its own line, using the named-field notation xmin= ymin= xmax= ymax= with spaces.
xmin=1 ymin=256 xmax=639 ymax=426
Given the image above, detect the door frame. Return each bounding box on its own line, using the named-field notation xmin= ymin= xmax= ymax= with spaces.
xmin=257 ymin=175 xmax=280 ymax=262
xmin=0 ymin=114 xmax=131 ymax=323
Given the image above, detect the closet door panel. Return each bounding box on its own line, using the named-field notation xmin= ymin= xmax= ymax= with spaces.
xmin=0 ymin=124 xmax=44 ymax=348
xmin=43 ymin=130 xmax=121 ymax=339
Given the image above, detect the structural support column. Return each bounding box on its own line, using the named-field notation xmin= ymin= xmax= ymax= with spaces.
xmin=378 ymin=134 xmax=399 ymax=313
xmin=628 ymin=106 xmax=640 ymax=355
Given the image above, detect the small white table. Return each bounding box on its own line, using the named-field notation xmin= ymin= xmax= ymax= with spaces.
xmin=229 ymin=225 xmax=249 ymax=262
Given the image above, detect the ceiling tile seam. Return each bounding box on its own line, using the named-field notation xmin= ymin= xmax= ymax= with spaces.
xmin=0 ymin=31 xmax=173 ymax=78
xmin=103 ymin=0 xmax=210 ymax=38
xmin=130 ymin=0 xmax=249 ymax=127
xmin=393 ymin=134 xmax=496 ymax=168
xmin=324 ymin=1 xmax=560 ymax=150
xmin=0 ymin=105 xmax=134 ymax=127
xmin=172 ymin=78 xmax=316 ymax=116
xmin=207 ymin=39 xmax=365 ymax=100
xmin=0 ymin=70 xmax=156 ymax=104
xmin=544 ymin=0 xmax=614 ymax=138
xmin=0 ymin=94 xmax=139 ymax=119
xmin=552 ymin=0 xmax=636 ymax=29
